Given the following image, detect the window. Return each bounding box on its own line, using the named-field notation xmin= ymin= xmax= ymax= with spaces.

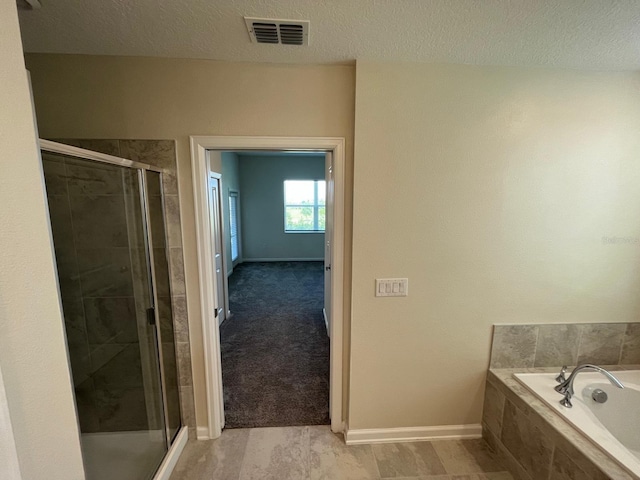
xmin=229 ymin=191 xmax=240 ymax=261
xmin=284 ymin=180 xmax=326 ymax=232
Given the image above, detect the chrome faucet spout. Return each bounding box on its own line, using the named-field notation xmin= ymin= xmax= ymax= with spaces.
xmin=554 ymin=364 xmax=624 ymax=408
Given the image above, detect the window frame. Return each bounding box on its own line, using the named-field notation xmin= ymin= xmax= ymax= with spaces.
xmin=228 ymin=190 xmax=240 ymax=262
xmin=283 ymin=179 xmax=326 ymax=233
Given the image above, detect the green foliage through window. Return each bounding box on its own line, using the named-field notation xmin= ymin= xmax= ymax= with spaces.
xmin=284 ymin=180 xmax=326 ymax=232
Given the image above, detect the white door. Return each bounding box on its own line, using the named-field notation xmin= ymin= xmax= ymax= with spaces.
xmin=324 ymin=152 xmax=334 ymax=338
xmin=209 ymin=176 xmax=226 ymax=325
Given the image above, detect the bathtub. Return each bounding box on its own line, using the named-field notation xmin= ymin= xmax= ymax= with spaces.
xmin=514 ymin=370 xmax=640 ymax=478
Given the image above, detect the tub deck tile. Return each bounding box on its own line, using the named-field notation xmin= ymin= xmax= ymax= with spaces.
xmin=487 ymin=368 xmax=637 ymax=480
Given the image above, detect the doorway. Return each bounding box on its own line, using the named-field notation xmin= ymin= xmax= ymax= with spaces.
xmin=190 ymin=136 xmax=345 ymax=438
xmin=218 ymin=152 xmax=329 ymax=428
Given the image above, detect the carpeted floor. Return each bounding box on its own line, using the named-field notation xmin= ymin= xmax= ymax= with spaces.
xmin=220 ymin=261 xmax=329 ymax=428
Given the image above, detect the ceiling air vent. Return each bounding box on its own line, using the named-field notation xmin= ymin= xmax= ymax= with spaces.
xmin=244 ymin=17 xmax=309 ymax=46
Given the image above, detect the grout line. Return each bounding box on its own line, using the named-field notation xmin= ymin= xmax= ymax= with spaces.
xmin=575 ymin=324 xmax=585 ymax=364
xmin=617 ymin=323 xmax=628 ymax=365
xmin=532 ymin=325 xmax=541 ymax=368
xmin=486 ymin=422 xmax=532 ymax=480
xmin=546 ymin=445 xmax=556 ymax=480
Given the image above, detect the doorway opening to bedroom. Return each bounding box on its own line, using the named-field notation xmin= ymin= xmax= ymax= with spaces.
xmin=191 ymin=135 xmax=344 ymax=438
xmin=216 ymin=151 xmax=330 ymax=428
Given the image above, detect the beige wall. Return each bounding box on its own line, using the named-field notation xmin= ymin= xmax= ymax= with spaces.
xmin=25 ymin=54 xmax=356 ymax=430
xmin=0 ymin=365 xmax=21 ymax=480
xmin=0 ymin=3 xmax=85 ymax=478
xmin=24 ymin=51 xmax=640 ymax=435
xmin=349 ymin=62 xmax=640 ymax=429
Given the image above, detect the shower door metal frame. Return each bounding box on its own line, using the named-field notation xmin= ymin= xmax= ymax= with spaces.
xmin=139 ymin=169 xmax=183 ymax=445
xmin=39 ymin=139 xmax=177 ymax=450
xmin=40 ymin=139 xmax=164 ymax=173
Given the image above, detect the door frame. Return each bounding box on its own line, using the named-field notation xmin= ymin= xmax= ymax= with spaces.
xmin=190 ymin=136 xmax=346 ymax=438
xmin=208 ymin=172 xmax=228 ymax=325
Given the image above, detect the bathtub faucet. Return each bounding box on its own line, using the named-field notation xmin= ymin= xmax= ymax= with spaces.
xmin=554 ymin=364 xmax=624 ymax=408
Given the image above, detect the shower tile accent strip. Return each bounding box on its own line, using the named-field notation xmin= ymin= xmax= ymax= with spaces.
xmin=489 ymin=322 xmax=640 ymax=369
xmin=482 ymin=367 xmax=637 ymax=480
xmin=54 ymin=138 xmax=195 ymax=435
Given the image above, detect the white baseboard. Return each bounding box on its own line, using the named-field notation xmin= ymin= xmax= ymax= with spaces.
xmin=153 ymin=426 xmax=188 ymax=480
xmin=243 ymin=257 xmax=324 ymax=262
xmin=344 ymin=424 xmax=482 ymax=445
xmin=196 ymin=426 xmax=210 ymax=440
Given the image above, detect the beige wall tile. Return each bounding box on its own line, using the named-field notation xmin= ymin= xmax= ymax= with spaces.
xmin=549 ymin=447 xmax=591 ymax=480
xmin=179 ymin=385 xmax=196 ymax=429
xmin=482 ymin=425 xmax=532 ymax=480
xmin=42 ymin=155 xmax=68 ymax=195
xmin=577 ymin=323 xmax=625 ymax=365
xmin=53 ymin=138 xmax=121 ymax=157
xmin=490 ymin=326 xmax=538 ymax=369
xmin=482 ymin=381 xmax=504 ymax=439
xmin=176 ymin=341 xmax=193 ymax=386
xmin=164 ymin=194 xmax=183 ymax=248
xmin=172 ymin=295 xmax=189 ymax=343
xmin=168 ymin=247 xmax=186 ymax=295
xmin=500 ymin=400 xmax=552 ymax=479
xmin=534 ymin=324 xmax=580 ymax=367
xmin=620 ymin=323 xmax=640 ymax=364
xmin=119 ymin=140 xmax=176 ymax=170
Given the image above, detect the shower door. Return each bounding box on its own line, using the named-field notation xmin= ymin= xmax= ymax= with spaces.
xmin=41 ymin=147 xmax=174 ymax=480
xmin=144 ymin=170 xmax=182 ymax=442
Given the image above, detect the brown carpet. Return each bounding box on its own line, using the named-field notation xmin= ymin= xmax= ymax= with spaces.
xmin=220 ymin=261 xmax=329 ymax=428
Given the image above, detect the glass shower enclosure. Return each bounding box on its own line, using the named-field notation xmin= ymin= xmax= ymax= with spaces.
xmin=41 ymin=140 xmax=182 ymax=480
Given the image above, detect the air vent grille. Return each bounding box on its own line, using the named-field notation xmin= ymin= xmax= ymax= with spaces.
xmin=279 ymin=24 xmax=304 ymax=45
xmin=253 ymin=23 xmax=279 ymax=44
xmin=244 ymin=17 xmax=309 ymax=46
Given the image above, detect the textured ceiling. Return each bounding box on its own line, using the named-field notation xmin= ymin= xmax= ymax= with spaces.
xmin=17 ymin=0 xmax=640 ymax=70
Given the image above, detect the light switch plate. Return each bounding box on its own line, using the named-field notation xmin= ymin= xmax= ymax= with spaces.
xmin=375 ymin=278 xmax=408 ymax=297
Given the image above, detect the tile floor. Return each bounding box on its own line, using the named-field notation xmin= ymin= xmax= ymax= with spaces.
xmin=169 ymin=426 xmax=513 ymax=480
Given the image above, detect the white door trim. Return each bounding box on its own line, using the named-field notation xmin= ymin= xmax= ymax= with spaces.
xmin=208 ymin=172 xmax=228 ymax=327
xmin=190 ymin=136 xmax=346 ymax=438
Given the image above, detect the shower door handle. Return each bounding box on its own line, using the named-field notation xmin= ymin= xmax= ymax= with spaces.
xmin=147 ymin=307 xmax=156 ymax=326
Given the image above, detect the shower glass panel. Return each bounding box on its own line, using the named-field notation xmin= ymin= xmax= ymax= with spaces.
xmin=145 ymin=170 xmax=182 ymax=442
xmin=42 ymin=151 xmax=168 ymax=480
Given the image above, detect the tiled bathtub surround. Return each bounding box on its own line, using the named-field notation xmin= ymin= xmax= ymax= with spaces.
xmin=482 ymin=367 xmax=638 ymax=480
xmin=50 ymin=139 xmax=196 ymax=433
xmin=489 ymin=322 xmax=640 ymax=369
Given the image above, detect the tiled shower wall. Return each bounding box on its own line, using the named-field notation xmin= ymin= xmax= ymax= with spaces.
xmin=43 ymin=153 xmax=152 ymax=432
xmin=52 ymin=139 xmax=195 ymax=433
xmin=489 ymin=322 xmax=640 ymax=369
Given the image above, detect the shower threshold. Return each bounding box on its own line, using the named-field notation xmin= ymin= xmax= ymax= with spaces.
xmin=81 ymin=430 xmax=166 ymax=480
